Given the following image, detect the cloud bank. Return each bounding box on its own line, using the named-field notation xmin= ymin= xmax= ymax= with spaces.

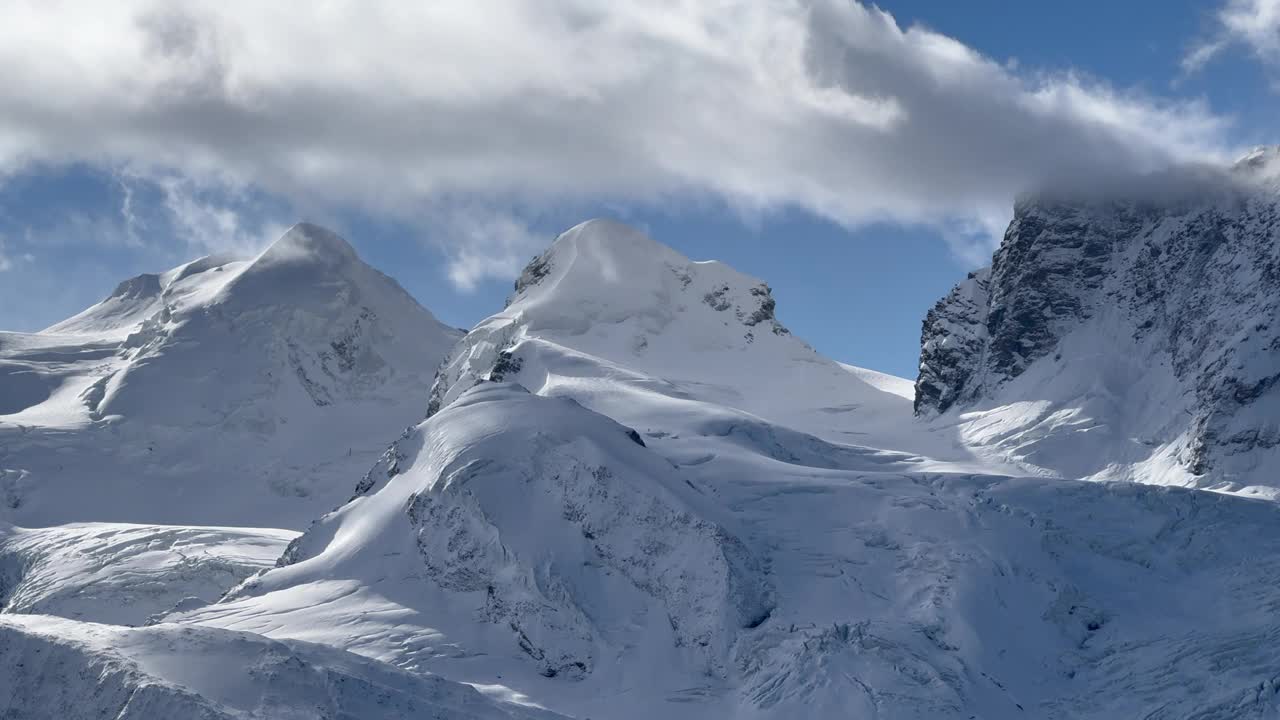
xmin=0 ymin=0 xmax=1239 ymax=282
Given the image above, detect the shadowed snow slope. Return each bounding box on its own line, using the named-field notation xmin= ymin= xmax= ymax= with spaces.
xmin=0 ymin=522 xmax=297 ymax=626
xmin=0 ymin=615 xmax=566 ymax=719
xmin=917 ymin=155 xmax=1280 ymax=497
xmin=167 ymin=220 xmax=1280 ymax=719
xmin=178 ymin=383 xmax=773 ymax=696
xmin=0 ymin=223 xmax=461 ymax=527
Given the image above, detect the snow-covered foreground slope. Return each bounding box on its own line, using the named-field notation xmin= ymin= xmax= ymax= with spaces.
xmin=0 ymin=223 xmax=461 ymax=527
xmin=917 ymin=151 xmax=1280 ymax=497
xmin=0 ymin=615 xmax=566 ymax=719
xmin=158 ymin=220 xmax=1280 ymax=719
xmin=0 ymin=523 xmax=296 ymax=625
xmin=174 ymin=384 xmax=1280 ymax=719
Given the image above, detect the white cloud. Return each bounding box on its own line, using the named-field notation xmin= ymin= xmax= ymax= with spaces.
xmin=115 ymin=172 xmax=146 ymax=247
xmin=0 ymin=0 xmax=1240 ymax=278
xmin=149 ymin=174 xmax=289 ymax=257
xmin=109 ymin=168 xmax=293 ymax=258
xmin=1185 ymin=0 xmax=1280 ymax=73
xmin=434 ymin=209 xmax=548 ymax=292
xmin=0 ymin=236 xmax=31 ymax=272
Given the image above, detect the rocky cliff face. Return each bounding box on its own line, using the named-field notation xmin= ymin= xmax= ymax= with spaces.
xmin=916 ymin=150 xmax=1280 ymax=491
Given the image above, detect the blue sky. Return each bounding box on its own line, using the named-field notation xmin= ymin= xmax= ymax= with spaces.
xmin=0 ymin=1 xmax=1275 ymax=378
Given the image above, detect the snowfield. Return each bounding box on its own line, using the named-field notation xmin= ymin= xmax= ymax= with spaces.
xmin=3 ymin=203 xmax=1280 ymax=718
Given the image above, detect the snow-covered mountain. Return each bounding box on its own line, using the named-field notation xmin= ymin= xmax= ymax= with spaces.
xmin=0 ymin=224 xmax=555 ymax=719
xmin=0 ymin=223 xmax=461 ymax=527
xmin=5 ymin=210 xmax=1280 ymax=718
xmin=917 ymin=149 xmax=1280 ymax=497
xmin=426 ymin=219 xmax=978 ymax=465
xmin=148 ymin=219 xmax=1280 ymax=719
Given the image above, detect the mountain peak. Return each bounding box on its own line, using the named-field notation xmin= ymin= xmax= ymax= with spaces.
xmin=1233 ymin=145 xmax=1280 ymax=184
xmin=220 ymin=223 xmax=372 ymax=309
xmin=1234 ymin=145 xmax=1280 ymax=169
xmin=917 ymin=174 xmax=1280 ymax=491
xmin=432 ymin=219 xmax=818 ymax=418
xmin=554 ymin=218 xmax=671 ymax=254
xmin=255 ymin=222 xmax=359 ymax=269
xmin=512 ymin=218 xmax=682 ymax=296
xmin=11 ymin=221 xmax=463 ymax=526
xmin=105 ymin=273 xmax=163 ymax=303
xmin=499 ymin=218 xmax=788 ymax=341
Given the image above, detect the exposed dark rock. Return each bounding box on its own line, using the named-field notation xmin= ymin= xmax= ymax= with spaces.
xmin=915 ymin=168 xmax=1280 ymax=484
xmin=488 ymin=350 xmax=523 ymax=382
xmin=703 ymin=285 xmax=733 ymax=312
xmin=349 ymin=426 xmax=416 ymax=500
xmin=509 ymin=250 xmax=553 ymax=305
xmin=107 ymin=273 xmax=163 ymax=302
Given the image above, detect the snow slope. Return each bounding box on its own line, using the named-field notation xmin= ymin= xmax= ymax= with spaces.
xmin=0 ymin=223 xmax=461 ymax=527
xmin=160 ymin=219 xmax=1280 ymax=719
xmin=175 ymin=384 xmax=1280 ymax=719
xmin=0 ymin=614 xmax=566 ymax=719
xmin=0 ymin=522 xmax=296 ymax=626
xmin=917 ymin=152 xmax=1280 ymax=497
